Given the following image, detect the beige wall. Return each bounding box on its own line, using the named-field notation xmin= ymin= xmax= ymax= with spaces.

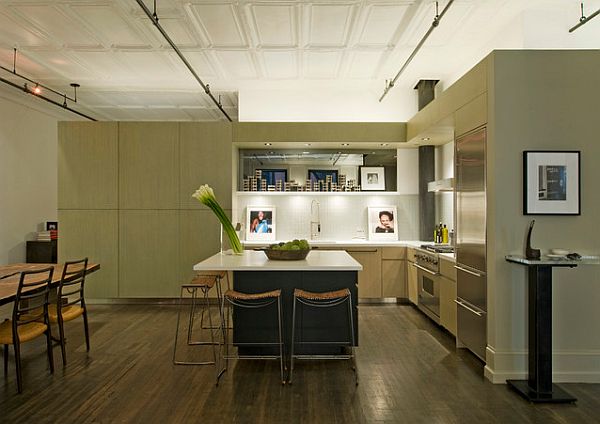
xmin=0 ymin=95 xmax=58 ymax=265
xmin=485 ymin=50 xmax=600 ymax=383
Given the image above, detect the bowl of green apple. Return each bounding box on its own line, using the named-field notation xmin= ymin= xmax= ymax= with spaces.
xmin=264 ymin=239 xmax=311 ymax=260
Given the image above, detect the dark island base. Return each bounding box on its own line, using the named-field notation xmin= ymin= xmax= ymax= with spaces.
xmin=232 ymin=270 xmax=358 ymax=355
xmin=507 ymin=380 xmax=576 ymax=403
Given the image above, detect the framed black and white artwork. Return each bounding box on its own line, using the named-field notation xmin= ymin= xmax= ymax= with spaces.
xmin=523 ymin=151 xmax=580 ymax=215
xmin=367 ymin=206 xmax=398 ymax=240
xmin=360 ymin=166 xmax=385 ymax=191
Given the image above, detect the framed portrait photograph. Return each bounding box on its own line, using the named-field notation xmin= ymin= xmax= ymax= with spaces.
xmin=368 ymin=206 xmax=398 ymax=240
xmin=523 ymin=151 xmax=580 ymax=215
xmin=246 ymin=206 xmax=276 ymax=241
xmin=360 ymin=166 xmax=385 ymax=191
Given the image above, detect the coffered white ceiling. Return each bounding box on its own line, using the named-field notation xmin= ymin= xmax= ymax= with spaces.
xmin=0 ymin=0 xmax=598 ymax=121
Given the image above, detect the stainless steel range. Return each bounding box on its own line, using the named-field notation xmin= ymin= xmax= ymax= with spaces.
xmin=413 ymin=245 xmax=454 ymax=323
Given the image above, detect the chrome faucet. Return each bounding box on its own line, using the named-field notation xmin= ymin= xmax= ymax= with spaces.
xmin=310 ymin=199 xmax=321 ymax=240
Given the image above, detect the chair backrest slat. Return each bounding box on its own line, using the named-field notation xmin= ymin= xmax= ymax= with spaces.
xmin=58 ymin=258 xmax=88 ymax=310
xmin=13 ymin=267 xmax=54 ymax=332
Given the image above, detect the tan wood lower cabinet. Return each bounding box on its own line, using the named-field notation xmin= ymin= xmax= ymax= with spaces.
xmin=407 ymin=260 xmax=418 ymax=304
xmin=406 ymin=247 xmax=418 ymax=304
xmin=440 ymin=259 xmax=456 ymax=336
xmin=439 ymin=272 xmax=457 ymax=336
xmin=346 ymin=248 xmax=382 ymax=298
xmin=382 ymin=260 xmax=406 ymax=297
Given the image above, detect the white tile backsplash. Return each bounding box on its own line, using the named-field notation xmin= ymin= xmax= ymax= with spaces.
xmin=235 ymin=194 xmax=419 ymax=241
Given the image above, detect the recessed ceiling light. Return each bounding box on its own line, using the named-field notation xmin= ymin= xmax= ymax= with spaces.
xmin=341 ymin=143 xmax=350 ymax=146
xmin=380 ymin=143 xmax=389 ymax=146
xmin=264 ymin=142 xmax=272 ymax=146
xmin=302 ymin=151 xmax=310 ymax=154
xmin=421 ymin=137 xmax=430 ymax=141
xmin=268 ymin=151 xmax=275 ymax=154
xmin=304 ymin=143 xmax=311 ymax=146
xmin=371 ymin=151 xmax=376 ymax=154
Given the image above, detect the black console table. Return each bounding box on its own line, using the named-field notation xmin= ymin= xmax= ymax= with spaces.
xmin=505 ymin=255 xmax=598 ymax=403
xmin=26 ymin=240 xmax=57 ymax=263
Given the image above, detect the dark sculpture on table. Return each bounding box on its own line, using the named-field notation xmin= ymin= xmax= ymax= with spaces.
xmin=525 ymin=219 xmax=541 ymax=260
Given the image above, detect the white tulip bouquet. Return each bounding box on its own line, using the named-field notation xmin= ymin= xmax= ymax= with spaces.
xmin=192 ymin=184 xmax=243 ymax=254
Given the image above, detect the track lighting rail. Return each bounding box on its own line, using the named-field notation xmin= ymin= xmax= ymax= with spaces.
xmin=135 ymin=0 xmax=233 ymax=122
xmin=569 ymin=2 xmax=600 ymax=32
xmin=379 ymin=0 xmax=454 ymax=103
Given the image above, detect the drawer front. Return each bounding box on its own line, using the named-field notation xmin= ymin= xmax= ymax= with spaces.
xmin=440 ymin=258 xmax=457 ymax=281
xmin=381 ymin=246 xmax=406 ymax=260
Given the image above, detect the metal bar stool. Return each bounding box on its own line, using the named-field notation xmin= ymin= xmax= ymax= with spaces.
xmin=220 ymin=289 xmax=285 ymax=385
xmin=289 ymin=287 xmax=358 ymax=385
xmin=173 ymin=273 xmax=226 ymax=382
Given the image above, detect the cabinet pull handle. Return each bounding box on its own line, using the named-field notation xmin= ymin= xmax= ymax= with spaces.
xmin=413 ymin=263 xmax=438 ymax=276
xmin=347 ymin=249 xmax=378 ymax=253
xmin=454 ymin=299 xmax=485 ymax=317
xmin=454 ymin=264 xmax=484 ymax=277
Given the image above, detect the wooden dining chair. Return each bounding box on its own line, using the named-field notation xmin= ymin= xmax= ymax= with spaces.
xmin=0 ymin=267 xmax=55 ymax=393
xmin=50 ymin=258 xmax=89 ymax=366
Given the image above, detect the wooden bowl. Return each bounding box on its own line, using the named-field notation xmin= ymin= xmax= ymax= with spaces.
xmin=264 ymin=249 xmax=310 ymax=261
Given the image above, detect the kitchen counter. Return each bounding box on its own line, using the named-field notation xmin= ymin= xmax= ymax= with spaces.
xmin=243 ymin=239 xmax=429 ymax=248
xmin=194 ymin=250 xmax=362 ymax=271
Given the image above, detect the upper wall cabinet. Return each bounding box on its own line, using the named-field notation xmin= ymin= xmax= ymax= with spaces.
xmin=119 ymin=122 xmax=179 ymax=210
xmin=58 ymin=122 xmax=118 ymax=209
xmin=233 ymin=122 xmax=406 ymax=144
xmin=406 ymin=57 xmax=489 ymax=144
xmin=180 ymin=122 xmax=232 ymax=210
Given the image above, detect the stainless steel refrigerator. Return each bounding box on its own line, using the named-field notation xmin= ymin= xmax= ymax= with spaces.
xmin=454 ymin=127 xmax=487 ymax=361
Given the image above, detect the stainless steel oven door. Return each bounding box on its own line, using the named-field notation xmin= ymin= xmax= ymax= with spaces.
xmin=417 ymin=269 xmax=440 ymax=324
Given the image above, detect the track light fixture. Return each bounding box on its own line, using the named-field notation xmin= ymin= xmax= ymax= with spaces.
xmin=0 ymin=48 xmax=95 ymax=120
xmin=379 ymin=0 xmax=454 ymax=102
xmin=569 ymin=2 xmax=600 ymax=32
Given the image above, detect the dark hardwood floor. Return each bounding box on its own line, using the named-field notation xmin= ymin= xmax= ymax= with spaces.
xmin=1 ymin=303 xmax=599 ymax=423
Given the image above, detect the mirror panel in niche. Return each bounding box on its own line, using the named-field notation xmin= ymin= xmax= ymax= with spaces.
xmin=238 ymin=149 xmax=397 ymax=192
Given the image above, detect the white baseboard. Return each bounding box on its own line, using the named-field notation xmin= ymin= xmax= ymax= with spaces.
xmin=484 ymin=345 xmax=600 ymax=383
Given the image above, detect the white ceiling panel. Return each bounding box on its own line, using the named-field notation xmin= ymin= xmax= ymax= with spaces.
xmin=68 ymin=4 xmax=150 ymax=49
xmin=262 ymin=51 xmax=298 ymax=79
xmin=189 ymin=3 xmax=246 ymax=47
xmin=250 ymin=4 xmax=297 ymax=47
xmin=25 ymin=50 xmax=92 ymax=81
xmin=1 ymin=48 xmax=55 ymax=79
xmin=0 ymin=12 xmax=48 ymax=47
xmin=216 ymin=50 xmax=258 ymax=78
xmin=73 ymin=51 xmax=133 ymax=82
xmin=358 ymin=4 xmax=412 ymax=47
xmin=305 ymin=51 xmax=343 ymax=78
xmin=156 ymin=17 xmax=199 ymax=48
xmin=117 ymin=51 xmax=182 ymax=81
xmin=183 ymin=51 xmax=219 ymax=79
xmin=307 ymin=4 xmax=355 ymax=47
xmin=345 ymin=50 xmax=383 ymax=78
xmin=9 ymin=5 xmax=102 ymax=48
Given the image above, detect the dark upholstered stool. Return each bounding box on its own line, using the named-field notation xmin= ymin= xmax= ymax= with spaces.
xmin=220 ymin=289 xmax=285 ymax=385
xmin=289 ymin=287 xmax=357 ymax=385
xmin=173 ymin=273 xmax=226 ymax=383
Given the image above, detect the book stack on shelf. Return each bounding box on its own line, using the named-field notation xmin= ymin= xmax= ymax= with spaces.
xmin=36 ymin=221 xmax=58 ymax=242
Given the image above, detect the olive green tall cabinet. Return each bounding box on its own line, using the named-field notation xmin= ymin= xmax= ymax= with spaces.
xmin=58 ymin=122 xmax=232 ymax=299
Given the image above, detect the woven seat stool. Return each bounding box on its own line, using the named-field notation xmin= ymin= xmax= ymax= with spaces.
xmin=289 ymin=287 xmax=358 ymax=385
xmin=219 ymin=289 xmax=285 ymax=385
xmin=172 ymin=273 xmax=226 ymax=382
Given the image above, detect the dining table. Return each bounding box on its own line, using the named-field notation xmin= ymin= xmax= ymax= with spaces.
xmin=0 ymin=262 xmax=100 ymax=306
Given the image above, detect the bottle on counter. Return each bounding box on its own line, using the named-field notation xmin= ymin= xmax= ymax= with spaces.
xmin=442 ymin=224 xmax=449 ymax=244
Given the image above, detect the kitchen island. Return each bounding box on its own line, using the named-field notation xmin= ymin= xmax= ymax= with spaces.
xmin=194 ymin=250 xmax=362 ymax=354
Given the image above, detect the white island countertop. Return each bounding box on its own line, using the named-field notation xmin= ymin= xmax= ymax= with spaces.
xmin=194 ymin=250 xmax=363 ymax=272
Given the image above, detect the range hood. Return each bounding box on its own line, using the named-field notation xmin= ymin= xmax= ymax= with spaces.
xmin=428 ymin=177 xmax=454 ymax=192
